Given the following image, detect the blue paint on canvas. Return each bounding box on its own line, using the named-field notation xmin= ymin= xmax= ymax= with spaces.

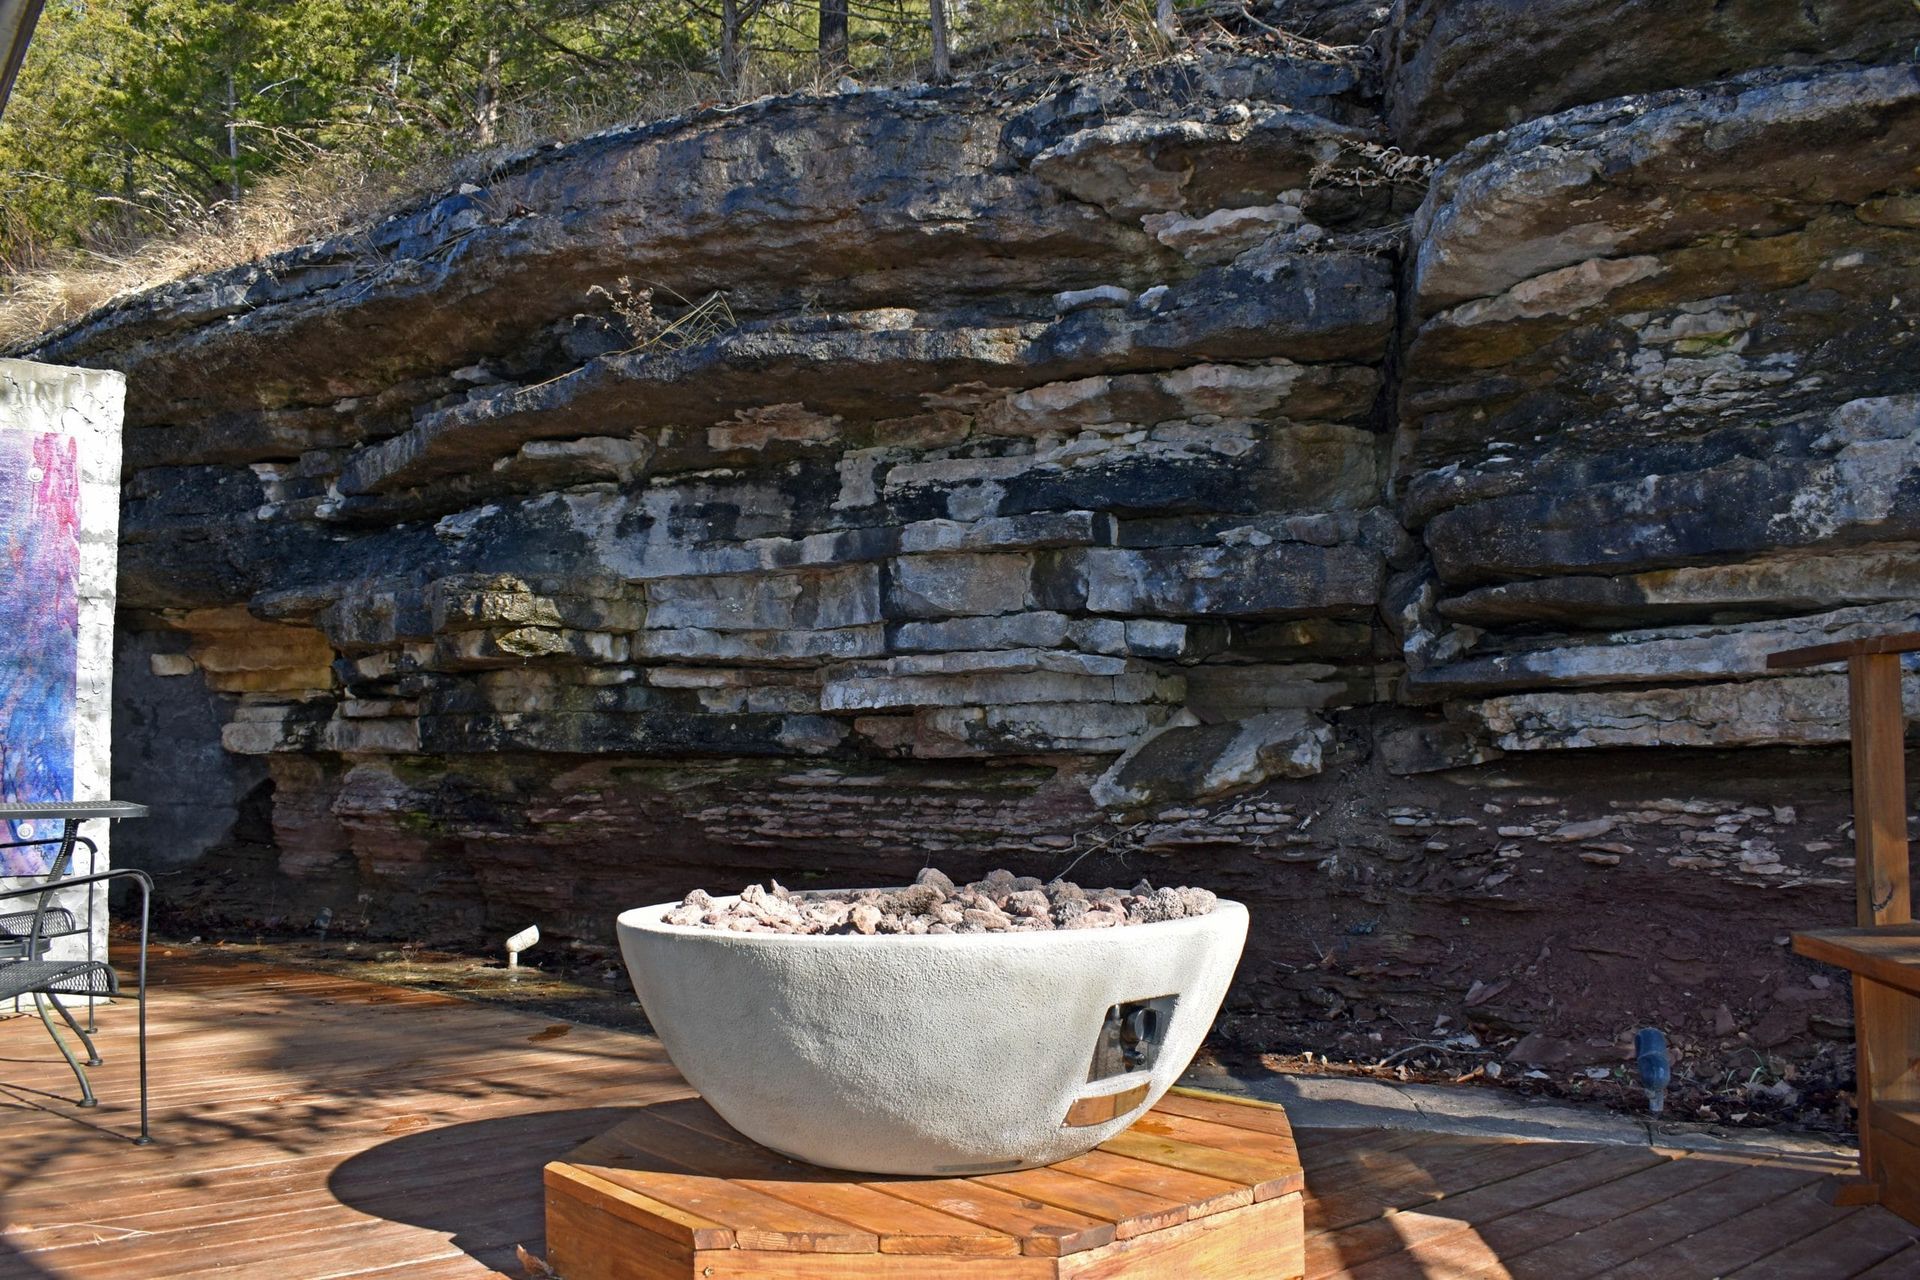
xmin=0 ymin=431 xmax=80 ymax=874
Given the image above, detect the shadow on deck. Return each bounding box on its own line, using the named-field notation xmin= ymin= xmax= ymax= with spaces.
xmin=0 ymin=949 xmax=1911 ymax=1279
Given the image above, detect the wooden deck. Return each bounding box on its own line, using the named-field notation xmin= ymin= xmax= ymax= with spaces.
xmin=0 ymin=951 xmax=1914 ymax=1279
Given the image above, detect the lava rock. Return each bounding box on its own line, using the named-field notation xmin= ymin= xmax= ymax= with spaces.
xmin=663 ymin=871 xmax=1219 ymax=935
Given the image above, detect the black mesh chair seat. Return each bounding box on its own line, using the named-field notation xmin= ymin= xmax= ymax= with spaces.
xmin=0 ymin=905 xmax=79 ymax=939
xmin=0 ymin=958 xmax=119 ymax=1003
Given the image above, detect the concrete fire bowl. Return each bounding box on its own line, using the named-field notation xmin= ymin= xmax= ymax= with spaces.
xmin=616 ymin=897 xmax=1248 ymax=1175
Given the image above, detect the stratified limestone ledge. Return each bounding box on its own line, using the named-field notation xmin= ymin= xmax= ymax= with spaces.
xmin=47 ymin=27 xmax=1920 ymax=1070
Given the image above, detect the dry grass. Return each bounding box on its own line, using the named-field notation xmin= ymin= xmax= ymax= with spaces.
xmin=1 ymin=154 xmax=436 ymax=348
xmin=0 ymin=72 xmax=746 ymax=350
xmin=0 ymin=4 xmax=1348 ymax=351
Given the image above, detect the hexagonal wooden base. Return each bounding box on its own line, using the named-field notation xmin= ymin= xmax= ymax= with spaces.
xmin=544 ymin=1087 xmax=1305 ymax=1279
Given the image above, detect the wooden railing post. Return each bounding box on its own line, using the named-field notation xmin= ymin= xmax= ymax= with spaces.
xmin=1768 ymin=630 xmax=1919 ymax=926
xmin=1849 ymin=652 xmax=1914 ymax=927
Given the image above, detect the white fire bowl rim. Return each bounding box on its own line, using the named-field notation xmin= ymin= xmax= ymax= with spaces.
xmin=617 ymin=893 xmax=1241 ymax=943
xmin=616 ymin=895 xmax=1249 ymax=1176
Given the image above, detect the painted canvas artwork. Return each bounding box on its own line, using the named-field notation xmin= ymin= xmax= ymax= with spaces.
xmin=0 ymin=430 xmax=80 ymax=875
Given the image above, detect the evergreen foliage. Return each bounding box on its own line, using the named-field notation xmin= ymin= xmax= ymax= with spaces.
xmin=1 ymin=0 xmax=1074 ymax=270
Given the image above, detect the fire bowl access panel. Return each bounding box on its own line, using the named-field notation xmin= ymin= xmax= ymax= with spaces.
xmin=1086 ymin=994 xmax=1177 ymax=1081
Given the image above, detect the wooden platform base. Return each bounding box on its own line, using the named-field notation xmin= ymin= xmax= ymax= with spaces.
xmin=544 ymin=1087 xmax=1305 ymax=1279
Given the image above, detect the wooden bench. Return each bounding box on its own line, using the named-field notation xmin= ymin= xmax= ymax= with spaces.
xmin=1771 ymin=632 xmax=1920 ymax=1223
xmin=544 ymin=1088 xmax=1306 ymax=1279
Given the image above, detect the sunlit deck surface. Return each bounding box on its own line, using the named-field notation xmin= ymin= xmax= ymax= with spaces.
xmin=0 ymin=951 xmax=1913 ymax=1279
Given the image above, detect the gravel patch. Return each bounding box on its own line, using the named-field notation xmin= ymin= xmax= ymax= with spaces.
xmin=662 ymin=868 xmax=1218 ymax=935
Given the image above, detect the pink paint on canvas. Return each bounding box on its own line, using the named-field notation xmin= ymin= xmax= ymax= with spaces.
xmin=0 ymin=431 xmax=80 ymax=874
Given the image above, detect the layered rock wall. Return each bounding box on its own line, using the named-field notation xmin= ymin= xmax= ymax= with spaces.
xmin=26 ymin=2 xmax=1920 ymax=1073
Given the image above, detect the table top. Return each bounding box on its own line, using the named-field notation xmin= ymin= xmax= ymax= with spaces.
xmin=0 ymin=801 xmax=148 ymax=820
xmin=1794 ymin=923 xmax=1920 ymax=998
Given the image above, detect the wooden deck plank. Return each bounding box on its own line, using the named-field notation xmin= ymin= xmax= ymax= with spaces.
xmin=1159 ymin=1088 xmax=1300 ymax=1139
xmin=5 ymin=1097 xmax=660 ymax=1228
xmin=8 ymin=1038 xmax=678 ymax=1124
xmin=1598 ymin=1182 xmax=1865 ymax=1280
xmin=0 ymin=1055 xmax=660 ymax=1131
xmin=307 ymin=1258 xmax=509 ymax=1280
xmin=687 ymin=1247 xmax=1056 ymax=1277
xmin=317 ymin=1259 xmax=507 ymax=1280
xmin=741 ymin=1180 xmax=1027 ymax=1258
xmin=1048 ymin=1148 xmax=1252 ymax=1219
xmin=564 ymin=1103 xmax=1024 ymax=1257
xmin=6 ymin=1068 xmax=679 ymax=1161
xmin=973 ymin=1165 xmax=1191 ymax=1239
xmin=20 ymin=1138 xmax=598 ymax=1257
xmin=1057 ymin=1195 xmax=1305 ymax=1280
xmin=1305 ymin=1132 xmax=1570 ymax=1234
xmin=1126 ymin=1108 xmax=1301 ymax=1162
xmin=1724 ymin=1207 xmax=1920 ymax=1277
xmin=4 ymin=1081 xmax=680 ymax=1200
xmin=1342 ymin=1149 xmax=1744 ymax=1278
xmin=1854 ymin=1242 xmax=1920 ymax=1277
xmin=865 ymin=1176 xmax=1119 ymax=1257
xmin=52 ymin=1174 xmax=551 ymax=1280
xmin=572 ymin=1165 xmax=878 ymax=1253
xmin=0 ymin=946 xmax=1896 ymax=1280
xmin=1230 ymin=1128 xmax=1450 ymax=1212
xmin=545 ymin=1163 xmax=738 ymax=1249
xmin=1306 ymin=1143 xmax=1665 ymax=1276
xmin=3 ymin=1027 xmax=674 ymax=1114
xmin=0 ymin=1057 xmax=612 ymax=1117
xmin=1488 ymin=1158 xmax=1823 ymax=1279
xmin=11 ymin=1100 xmax=633 ymax=1232
xmin=49 ymin=1215 xmax=455 ymax=1280
xmin=1098 ymin=1127 xmax=1303 ymax=1199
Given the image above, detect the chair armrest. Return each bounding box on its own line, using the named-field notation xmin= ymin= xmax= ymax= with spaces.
xmin=0 ymin=868 xmax=153 ymax=963
xmin=0 ymin=834 xmax=100 ymax=876
xmin=0 ymin=867 xmax=153 ymax=902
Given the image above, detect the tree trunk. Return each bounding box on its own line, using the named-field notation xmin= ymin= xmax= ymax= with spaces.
xmin=929 ymin=0 xmax=950 ymax=82
xmin=476 ymin=47 xmax=501 ymax=145
xmin=224 ymin=70 xmax=241 ymax=204
xmin=721 ymin=0 xmax=743 ymax=88
xmin=819 ymin=0 xmax=849 ymax=76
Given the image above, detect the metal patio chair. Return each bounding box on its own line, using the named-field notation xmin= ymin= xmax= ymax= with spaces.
xmin=0 ymin=801 xmax=153 ymax=1144
xmin=0 ymin=827 xmax=99 ymax=1022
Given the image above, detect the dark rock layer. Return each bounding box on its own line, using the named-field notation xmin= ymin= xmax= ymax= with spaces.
xmin=1385 ymin=0 xmax=1920 ymax=156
